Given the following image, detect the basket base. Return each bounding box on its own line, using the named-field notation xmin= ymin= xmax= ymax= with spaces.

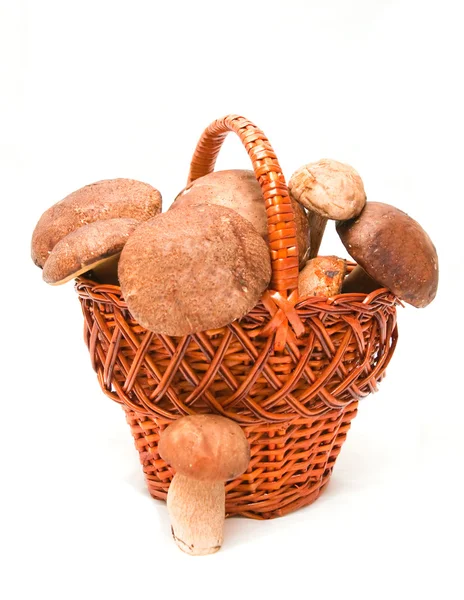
xmin=125 ymin=403 xmax=358 ymax=519
xmin=147 ymin=468 xmax=331 ymax=520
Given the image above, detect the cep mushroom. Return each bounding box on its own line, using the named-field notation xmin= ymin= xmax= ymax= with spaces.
xmin=289 ymin=159 xmax=366 ymax=258
xmin=172 ymin=169 xmax=310 ymax=267
xmin=158 ymin=414 xmax=250 ymax=555
xmin=341 ymin=265 xmax=382 ymax=294
xmin=337 ymin=202 xmax=439 ymax=307
xmin=298 ymin=256 xmax=346 ymax=299
xmin=31 ymin=178 xmax=162 ymax=268
xmin=118 ymin=204 xmax=272 ymax=335
xmin=42 ymin=218 xmax=139 ymax=285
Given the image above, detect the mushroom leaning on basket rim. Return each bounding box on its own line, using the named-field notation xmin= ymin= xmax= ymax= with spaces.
xmin=42 ymin=218 xmax=140 ymax=285
xmin=158 ymin=414 xmax=250 ymax=556
xmin=171 ymin=169 xmax=311 ymax=267
xmin=298 ymin=256 xmax=347 ymax=299
xmin=289 ymin=159 xmax=366 ymax=259
xmin=31 ymin=178 xmax=162 ymax=268
xmin=118 ymin=203 xmax=272 ymax=336
xmin=336 ymin=201 xmax=439 ymax=307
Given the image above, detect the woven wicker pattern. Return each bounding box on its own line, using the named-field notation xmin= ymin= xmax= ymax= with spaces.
xmin=75 ymin=115 xmax=399 ymax=518
xmin=77 ymin=279 xmax=398 ymax=517
xmin=188 ymin=114 xmax=299 ymax=295
xmin=125 ymin=405 xmax=359 ymax=519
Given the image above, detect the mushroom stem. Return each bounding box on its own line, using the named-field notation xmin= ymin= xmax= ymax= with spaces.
xmin=342 ymin=265 xmax=381 ymax=294
xmin=167 ymin=474 xmax=225 ymax=556
xmin=307 ymin=212 xmax=328 ymax=259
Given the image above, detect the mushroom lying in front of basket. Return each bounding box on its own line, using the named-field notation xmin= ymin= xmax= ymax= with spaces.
xmin=42 ymin=218 xmax=140 ymax=285
xmin=289 ymin=159 xmax=366 ymax=258
xmin=31 ymin=178 xmax=162 ymax=269
xmin=298 ymin=256 xmax=347 ymax=298
xmin=158 ymin=415 xmax=250 ymax=555
xmin=172 ymin=169 xmax=311 ymax=267
xmin=118 ymin=203 xmax=272 ymax=335
xmin=337 ymin=201 xmax=439 ymax=307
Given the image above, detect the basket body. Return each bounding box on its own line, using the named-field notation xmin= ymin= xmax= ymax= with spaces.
xmin=125 ymin=404 xmax=358 ymax=518
xmin=76 ymin=114 xmax=399 ymax=519
xmin=76 ymin=278 xmax=398 ymax=519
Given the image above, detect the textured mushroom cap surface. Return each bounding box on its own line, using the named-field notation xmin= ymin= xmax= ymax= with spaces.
xmin=31 ymin=178 xmax=162 ymax=267
xmin=337 ymin=202 xmax=439 ymax=307
xmin=42 ymin=218 xmax=139 ymax=285
xmin=298 ymin=256 xmax=346 ymax=298
xmin=172 ymin=169 xmax=310 ymax=266
xmin=159 ymin=415 xmax=250 ymax=482
xmin=118 ymin=204 xmax=272 ymax=335
xmin=289 ymin=159 xmax=366 ymax=220
xmin=118 ymin=204 xmax=271 ymax=336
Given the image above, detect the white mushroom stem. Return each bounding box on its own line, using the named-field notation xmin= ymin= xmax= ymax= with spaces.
xmin=167 ymin=474 xmax=225 ymax=556
xmin=307 ymin=212 xmax=329 ymax=259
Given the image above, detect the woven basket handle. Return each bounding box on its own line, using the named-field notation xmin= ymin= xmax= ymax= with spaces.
xmin=187 ymin=115 xmax=299 ymax=296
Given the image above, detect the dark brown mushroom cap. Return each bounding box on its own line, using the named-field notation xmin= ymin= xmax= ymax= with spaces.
xmin=336 ymin=202 xmax=438 ymax=307
xmin=159 ymin=415 xmax=250 ymax=482
xmin=31 ymin=178 xmax=162 ymax=268
xmin=42 ymin=218 xmax=139 ymax=285
xmin=118 ymin=204 xmax=272 ymax=336
xmin=289 ymin=159 xmax=366 ymax=220
xmin=298 ymin=256 xmax=346 ymax=298
xmin=172 ymin=169 xmax=310 ymax=267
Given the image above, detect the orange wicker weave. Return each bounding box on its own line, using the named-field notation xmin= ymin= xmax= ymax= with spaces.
xmin=76 ymin=115 xmax=399 ymax=519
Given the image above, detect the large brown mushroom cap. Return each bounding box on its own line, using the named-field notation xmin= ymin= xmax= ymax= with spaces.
xmin=159 ymin=415 xmax=250 ymax=482
xmin=172 ymin=169 xmax=310 ymax=266
xmin=336 ymin=202 xmax=439 ymax=307
xmin=118 ymin=204 xmax=272 ymax=336
xmin=289 ymin=159 xmax=366 ymax=220
xmin=31 ymin=178 xmax=162 ymax=268
xmin=42 ymin=218 xmax=139 ymax=285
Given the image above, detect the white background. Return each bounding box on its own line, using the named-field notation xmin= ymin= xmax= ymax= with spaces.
xmin=1 ymin=1 xmax=463 ymax=598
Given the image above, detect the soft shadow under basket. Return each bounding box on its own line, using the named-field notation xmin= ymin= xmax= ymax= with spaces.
xmin=76 ymin=115 xmax=398 ymax=519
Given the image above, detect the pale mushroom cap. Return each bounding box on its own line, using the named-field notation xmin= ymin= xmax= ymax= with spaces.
xmin=42 ymin=218 xmax=139 ymax=285
xmin=31 ymin=178 xmax=162 ymax=268
xmin=172 ymin=170 xmax=310 ymax=267
xmin=288 ymin=159 xmax=366 ymax=220
xmin=298 ymin=256 xmax=346 ymax=298
xmin=337 ymin=202 xmax=439 ymax=307
xmin=159 ymin=415 xmax=250 ymax=482
xmin=118 ymin=204 xmax=272 ymax=336
xmin=172 ymin=170 xmax=267 ymax=236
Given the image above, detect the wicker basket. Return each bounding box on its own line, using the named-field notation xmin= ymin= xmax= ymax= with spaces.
xmin=76 ymin=115 xmax=399 ymax=519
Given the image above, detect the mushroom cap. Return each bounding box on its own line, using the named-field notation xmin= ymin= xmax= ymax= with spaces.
xmin=298 ymin=256 xmax=346 ymax=299
xmin=289 ymin=159 xmax=366 ymax=220
xmin=336 ymin=202 xmax=439 ymax=307
xmin=118 ymin=204 xmax=272 ymax=336
xmin=159 ymin=415 xmax=250 ymax=482
xmin=172 ymin=169 xmax=310 ymax=267
xmin=31 ymin=178 xmax=162 ymax=268
xmin=42 ymin=218 xmax=139 ymax=285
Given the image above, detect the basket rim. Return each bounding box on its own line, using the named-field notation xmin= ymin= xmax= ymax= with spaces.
xmin=74 ymin=263 xmax=401 ymax=314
